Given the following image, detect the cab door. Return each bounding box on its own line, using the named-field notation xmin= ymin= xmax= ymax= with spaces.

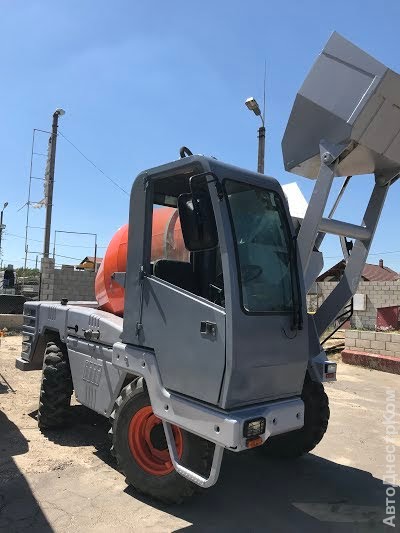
xmin=140 ymin=276 xmax=225 ymax=404
xmin=219 ymin=178 xmax=309 ymax=409
xmin=139 ymin=176 xmax=226 ymax=405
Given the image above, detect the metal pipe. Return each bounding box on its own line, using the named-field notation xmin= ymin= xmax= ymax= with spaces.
xmin=52 ymin=230 xmax=56 ymax=259
xmin=52 ymin=230 xmax=97 ymax=268
xmin=316 ymin=175 xmax=353 ymax=255
xmin=0 ymin=206 xmax=5 ymax=260
xmin=318 ymin=217 xmax=371 ymax=241
xmin=94 ymin=234 xmax=97 ymax=272
xmin=0 ymin=214 xmax=3 ymax=261
xmin=327 ymin=176 xmax=351 ymax=219
xmin=314 ymin=176 xmax=352 ymax=250
xmin=257 ymin=126 xmax=266 ymax=174
xmin=314 ymin=181 xmax=389 ymax=336
xmin=24 ymin=129 xmax=36 ymax=277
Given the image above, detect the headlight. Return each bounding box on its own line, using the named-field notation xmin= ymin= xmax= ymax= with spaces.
xmin=325 ymin=362 xmax=337 ymax=379
xmin=243 ymin=417 xmax=266 ymax=438
xmin=325 ymin=363 xmax=337 ymax=374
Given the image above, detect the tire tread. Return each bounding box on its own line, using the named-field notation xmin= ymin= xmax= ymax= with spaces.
xmin=259 ymin=374 xmax=330 ymax=459
xmin=110 ymin=379 xmax=213 ymax=504
xmin=37 ymin=340 xmax=73 ymax=430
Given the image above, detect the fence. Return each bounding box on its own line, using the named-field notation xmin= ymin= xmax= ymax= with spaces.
xmin=307 ymin=280 xmax=400 ymax=330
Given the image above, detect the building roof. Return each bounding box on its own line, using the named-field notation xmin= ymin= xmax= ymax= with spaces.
xmin=362 ymin=262 xmax=399 ymax=282
xmin=75 ymin=256 xmax=103 ymax=270
xmin=79 ymin=256 xmax=103 ymax=265
xmin=317 ymin=259 xmax=400 ymax=282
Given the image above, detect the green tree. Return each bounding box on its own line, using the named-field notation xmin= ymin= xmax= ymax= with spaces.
xmin=15 ymin=267 xmax=40 ymax=277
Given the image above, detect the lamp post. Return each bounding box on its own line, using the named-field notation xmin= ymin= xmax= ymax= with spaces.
xmin=245 ymin=97 xmax=265 ymax=174
xmin=43 ymin=108 xmax=65 ymax=258
xmin=0 ymin=201 xmax=8 ymax=263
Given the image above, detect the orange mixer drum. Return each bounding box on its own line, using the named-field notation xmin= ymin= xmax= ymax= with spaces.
xmin=95 ymin=207 xmax=188 ymax=316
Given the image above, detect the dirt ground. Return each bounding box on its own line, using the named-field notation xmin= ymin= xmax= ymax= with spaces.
xmin=0 ymin=334 xmax=399 ymax=532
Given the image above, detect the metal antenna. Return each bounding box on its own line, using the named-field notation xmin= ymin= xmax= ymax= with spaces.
xmin=263 ymin=59 xmax=266 ymax=124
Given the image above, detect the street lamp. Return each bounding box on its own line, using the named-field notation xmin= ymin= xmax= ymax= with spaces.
xmin=0 ymin=201 xmax=9 ymax=264
xmin=245 ymin=97 xmax=265 ymax=173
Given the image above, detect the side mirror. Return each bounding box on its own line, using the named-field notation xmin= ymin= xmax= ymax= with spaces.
xmin=178 ymin=192 xmax=218 ymax=252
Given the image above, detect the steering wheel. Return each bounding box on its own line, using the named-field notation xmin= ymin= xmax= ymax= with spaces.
xmin=241 ymin=264 xmax=263 ymax=283
xmin=209 ymin=264 xmax=262 ymax=305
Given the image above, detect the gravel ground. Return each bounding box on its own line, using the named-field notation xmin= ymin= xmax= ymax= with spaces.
xmin=0 ymin=335 xmax=399 ymax=532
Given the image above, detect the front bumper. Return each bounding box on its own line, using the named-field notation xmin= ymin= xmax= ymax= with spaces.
xmin=113 ymin=342 xmax=304 ymax=451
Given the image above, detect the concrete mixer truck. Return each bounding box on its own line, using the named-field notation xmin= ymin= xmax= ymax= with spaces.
xmin=16 ymin=32 xmax=400 ymax=503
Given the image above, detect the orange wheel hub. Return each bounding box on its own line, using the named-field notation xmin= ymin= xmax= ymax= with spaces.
xmin=128 ymin=406 xmax=183 ymax=476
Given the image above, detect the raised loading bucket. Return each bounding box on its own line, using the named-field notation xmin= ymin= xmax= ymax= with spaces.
xmin=282 ymin=32 xmax=400 ymax=179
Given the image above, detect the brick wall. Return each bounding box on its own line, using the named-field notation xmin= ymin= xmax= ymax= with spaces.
xmin=345 ymin=329 xmax=400 ymax=358
xmin=307 ymin=280 xmax=400 ymax=330
xmin=40 ymin=258 xmax=96 ymax=302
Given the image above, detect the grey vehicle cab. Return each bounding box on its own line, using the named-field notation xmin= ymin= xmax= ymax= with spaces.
xmin=122 ymin=157 xmax=310 ymax=411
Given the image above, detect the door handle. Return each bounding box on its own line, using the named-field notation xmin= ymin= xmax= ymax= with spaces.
xmin=200 ymin=321 xmax=217 ymax=337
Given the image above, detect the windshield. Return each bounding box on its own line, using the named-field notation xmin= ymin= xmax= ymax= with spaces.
xmin=225 ymin=180 xmax=296 ymax=313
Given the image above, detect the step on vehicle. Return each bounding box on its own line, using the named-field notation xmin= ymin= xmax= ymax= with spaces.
xmin=17 ymin=33 xmax=400 ymax=503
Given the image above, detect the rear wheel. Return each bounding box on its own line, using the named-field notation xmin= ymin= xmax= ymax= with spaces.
xmin=110 ymin=379 xmax=213 ymax=504
xmin=37 ymin=341 xmax=73 ymax=429
xmin=259 ymin=373 xmax=329 ymax=459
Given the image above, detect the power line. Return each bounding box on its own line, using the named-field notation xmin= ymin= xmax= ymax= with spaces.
xmin=326 ymin=249 xmax=400 ymax=259
xmin=57 ymin=129 xmax=129 ymax=196
xmin=367 ymin=250 xmax=400 ymax=257
xmin=4 ymin=231 xmax=107 ymax=248
xmin=27 ymin=250 xmax=82 ymax=261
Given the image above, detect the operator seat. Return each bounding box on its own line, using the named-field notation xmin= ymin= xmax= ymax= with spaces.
xmin=153 ymin=259 xmax=198 ymax=294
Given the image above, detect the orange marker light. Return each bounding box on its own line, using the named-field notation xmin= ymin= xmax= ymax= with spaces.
xmin=246 ymin=436 xmax=263 ymax=448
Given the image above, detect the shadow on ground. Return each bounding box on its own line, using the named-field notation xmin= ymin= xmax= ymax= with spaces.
xmin=0 ymin=411 xmax=52 ymax=532
xmin=25 ymin=405 xmax=388 ymax=532
xmin=136 ymin=451 xmax=388 ymax=532
xmin=0 ymin=372 xmax=15 ymax=394
xmin=174 ymin=451 xmax=385 ymax=533
xmin=29 ymin=404 xmax=113 ymax=466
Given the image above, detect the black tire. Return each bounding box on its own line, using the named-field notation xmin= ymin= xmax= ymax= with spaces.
xmin=259 ymin=374 xmax=330 ymax=459
xmin=37 ymin=341 xmax=73 ymax=430
xmin=109 ymin=379 xmax=213 ymax=504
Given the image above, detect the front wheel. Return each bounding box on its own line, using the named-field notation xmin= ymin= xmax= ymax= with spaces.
xmin=109 ymin=379 xmax=213 ymax=504
xmin=258 ymin=373 xmax=330 ymax=459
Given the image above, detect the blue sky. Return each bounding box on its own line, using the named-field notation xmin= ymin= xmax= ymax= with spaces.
xmin=1 ymin=0 xmax=400 ymax=271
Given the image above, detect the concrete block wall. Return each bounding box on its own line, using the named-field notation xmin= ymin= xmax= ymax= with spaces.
xmin=307 ymin=280 xmax=400 ymax=330
xmin=40 ymin=258 xmax=55 ymax=301
xmin=40 ymin=259 xmax=96 ymax=302
xmin=345 ymin=329 xmax=400 ymax=358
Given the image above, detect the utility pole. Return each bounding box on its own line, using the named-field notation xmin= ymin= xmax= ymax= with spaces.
xmin=0 ymin=201 xmax=8 ymax=264
xmin=43 ymin=108 xmax=65 ymax=258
